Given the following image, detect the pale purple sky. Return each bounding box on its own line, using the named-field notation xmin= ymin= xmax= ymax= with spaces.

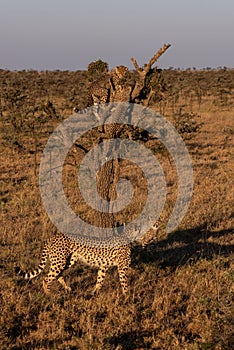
xmin=0 ymin=0 xmax=233 ymax=70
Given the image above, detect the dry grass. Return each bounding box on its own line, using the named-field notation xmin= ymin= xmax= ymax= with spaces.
xmin=0 ymin=69 xmax=234 ymax=350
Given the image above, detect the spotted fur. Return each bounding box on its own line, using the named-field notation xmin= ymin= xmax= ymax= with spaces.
xmin=15 ymin=221 xmax=160 ymax=295
xmin=15 ymin=232 xmax=131 ymax=295
xmin=89 ymin=65 xmax=129 ymax=107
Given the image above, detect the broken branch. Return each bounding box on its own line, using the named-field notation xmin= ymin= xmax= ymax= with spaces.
xmin=131 ymin=43 xmax=171 ymax=76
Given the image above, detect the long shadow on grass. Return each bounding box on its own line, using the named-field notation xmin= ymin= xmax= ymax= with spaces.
xmin=106 ymin=330 xmax=152 ymax=350
xmin=132 ymin=226 xmax=234 ymax=268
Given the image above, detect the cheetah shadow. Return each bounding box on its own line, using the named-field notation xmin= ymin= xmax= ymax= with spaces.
xmin=131 ymin=226 xmax=234 ymax=269
xmin=104 ymin=226 xmax=234 ymax=350
xmin=105 ymin=330 xmax=151 ymax=350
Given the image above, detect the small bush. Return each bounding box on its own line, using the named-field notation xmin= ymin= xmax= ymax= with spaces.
xmin=87 ymin=59 xmax=109 ymax=82
xmin=173 ymin=111 xmax=202 ymax=137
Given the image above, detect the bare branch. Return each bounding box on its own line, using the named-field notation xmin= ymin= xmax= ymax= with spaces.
xmin=131 ymin=44 xmax=171 ymax=76
xmin=143 ymin=44 xmax=171 ymax=75
xmin=130 ymin=57 xmax=140 ymax=71
xmin=130 ymin=44 xmax=171 ymax=102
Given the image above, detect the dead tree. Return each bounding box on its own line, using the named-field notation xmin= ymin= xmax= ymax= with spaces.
xmin=87 ymin=45 xmax=171 ymax=232
xmin=130 ymin=44 xmax=171 ymax=103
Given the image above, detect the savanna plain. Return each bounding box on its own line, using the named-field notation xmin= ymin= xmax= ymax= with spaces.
xmin=0 ymin=68 xmax=234 ymax=349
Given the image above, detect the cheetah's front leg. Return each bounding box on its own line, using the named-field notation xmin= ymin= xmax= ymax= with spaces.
xmin=43 ymin=275 xmax=71 ymax=294
xmin=117 ymin=265 xmax=129 ymax=295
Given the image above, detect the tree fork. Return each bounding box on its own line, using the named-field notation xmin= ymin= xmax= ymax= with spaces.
xmin=131 ymin=44 xmax=171 ymax=77
xmin=130 ymin=44 xmax=171 ymax=102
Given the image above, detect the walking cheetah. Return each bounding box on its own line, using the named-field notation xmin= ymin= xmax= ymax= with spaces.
xmin=15 ymin=231 xmax=133 ymax=295
xmin=15 ymin=219 xmax=161 ymax=295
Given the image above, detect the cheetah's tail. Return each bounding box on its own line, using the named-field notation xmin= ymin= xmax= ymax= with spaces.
xmin=14 ymin=246 xmax=48 ymax=280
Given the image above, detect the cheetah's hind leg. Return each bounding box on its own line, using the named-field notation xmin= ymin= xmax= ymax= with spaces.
xmin=57 ymin=276 xmax=72 ymax=292
xmin=92 ymin=266 xmax=108 ymax=295
xmin=42 ymin=258 xmax=68 ymax=295
xmin=43 ymin=276 xmax=71 ymax=294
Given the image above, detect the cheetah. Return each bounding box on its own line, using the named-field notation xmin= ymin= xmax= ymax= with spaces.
xmin=15 ymin=231 xmax=133 ymax=295
xmin=136 ymin=220 xmax=163 ymax=248
xmin=73 ymin=65 xmax=129 ymax=117
xmin=87 ymin=65 xmax=129 ymax=133
xmin=89 ymin=75 xmax=110 ymax=111
xmin=110 ymin=65 xmax=129 ymax=98
xmin=90 ymin=65 xmax=129 ymax=107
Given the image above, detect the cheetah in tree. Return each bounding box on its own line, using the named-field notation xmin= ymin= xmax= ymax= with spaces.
xmin=87 ymin=65 xmax=129 ymax=133
xmin=73 ymin=66 xmax=128 ymax=118
xmin=109 ymin=65 xmax=129 ymax=100
xmin=89 ymin=65 xmax=129 ymax=108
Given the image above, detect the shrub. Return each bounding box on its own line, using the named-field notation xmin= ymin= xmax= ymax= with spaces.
xmin=87 ymin=59 xmax=109 ymax=82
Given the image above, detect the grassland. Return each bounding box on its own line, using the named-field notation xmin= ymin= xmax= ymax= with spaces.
xmin=0 ymin=68 xmax=234 ymax=349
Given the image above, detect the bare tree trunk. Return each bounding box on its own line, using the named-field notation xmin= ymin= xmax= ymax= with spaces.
xmin=96 ymin=104 xmax=129 ymax=230
xmin=96 ymin=159 xmax=117 ymax=229
xmin=93 ymin=45 xmax=171 ymax=231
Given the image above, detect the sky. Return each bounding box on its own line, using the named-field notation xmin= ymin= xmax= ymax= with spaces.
xmin=0 ymin=0 xmax=234 ymax=71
